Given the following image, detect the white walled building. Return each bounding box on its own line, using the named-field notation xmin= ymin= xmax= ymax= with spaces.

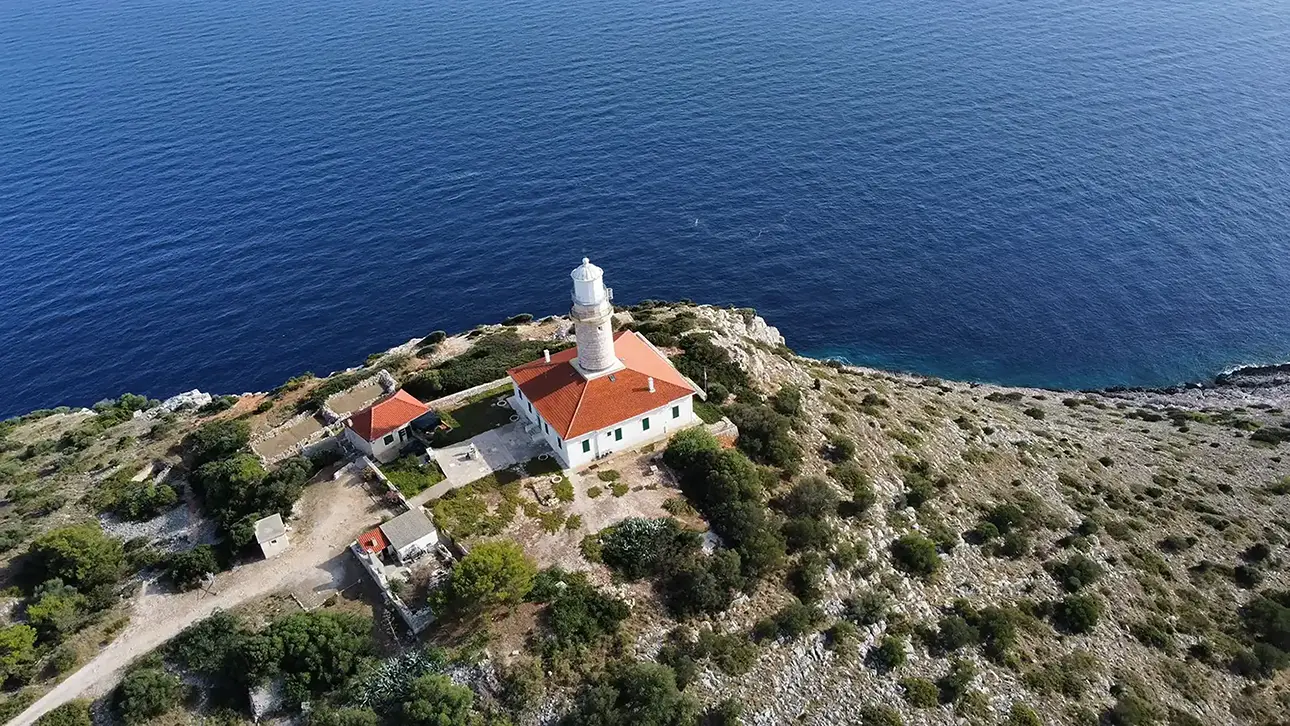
xmin=341 ymin=389 xmax=430 ymax=463
xmin=507 ymin=258 xmax=700 ymax=469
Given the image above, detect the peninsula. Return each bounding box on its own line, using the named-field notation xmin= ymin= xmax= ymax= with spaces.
xmin=1 ymin=261 xmax=1287 ymax=726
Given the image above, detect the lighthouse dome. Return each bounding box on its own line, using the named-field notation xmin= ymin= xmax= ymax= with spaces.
xmin=571 ymin=257 xmax=603 ymax=283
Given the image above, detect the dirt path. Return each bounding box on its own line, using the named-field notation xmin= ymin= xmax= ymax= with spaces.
xmin=9 ymin=468 xmax=387 ymax=726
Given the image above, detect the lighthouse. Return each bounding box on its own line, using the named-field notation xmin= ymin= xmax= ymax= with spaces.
xmin=569 ymin=257 xmax=622 ymax=377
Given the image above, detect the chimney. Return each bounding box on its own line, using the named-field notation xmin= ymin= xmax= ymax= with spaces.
xmin=543 ymin=349 xmax=551 ymax=363
xmin=648 ymin=376 xmax=655 ymax=393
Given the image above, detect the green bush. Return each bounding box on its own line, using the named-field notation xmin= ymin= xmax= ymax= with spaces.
xmin=0 ymin=624 xmax=38 ymax=683
xmin=706 ymin=383 xmax=729 ymax=405
xmin=166 ymin=545 xmax=219 ymax=591
xmin=184 ymin=419 xmax=251 ymax=466
xmin=1052 ymin=594 xmax=1103 ymax=634
xmin=114 ymin=667 xmax=182 ymax=724
xmin=1006 ymin=703 xmax=1043 ymax=726
xmin=901 ymin=677 xmax=938 ymax=708
xmin=33 ymin=699 xmax=91 ymax=726
xmin=383 ymin=455 xmax=446 ymax=497
xmin=860 ymin=705 xmax=903 ymax=726
xmin=596 ymin=469 xmax=621 ymax=482
xmin=444 ymin=540 xmax=536 ymax=614
xmin=867 ymin=636 xmax=907 ymax=673
xmin=25 ymin=581 xmax=85 ymax=642
xmin=767 ymin=601 xmax=825 ymax=640
xmin=830 ymin=462 xmax=875 ymax=515
xmin=725 ymin=402 xmax=803 ymax=473
xmin=770 ymin=386 xmax=803 ymax=417
xmin=87 ymin=469 xmax=179 ymax=521
xmin=401 ymin=673 xmax=476 ymax=726
xmin=890 ymin=533 xmax=940 ymax=579
xmin=935 ymin=615 xmax=979 ymax=653
xmin=598 ymin=518 xmax=699 ymax=581
xmin=938 ymin=658 xmax=977 ymax=703
xmin=664 ymin=430 xmax=786 ymax=580
xmin=561 ymin=660 xmax=697 ymax=726
xmin=1047 ymin=554 xmax=1104 ymax=592
xmin=25 ymin=524 xmax=124 ymax=595
xmin=824 ymin=433 xmax=857 ymax=463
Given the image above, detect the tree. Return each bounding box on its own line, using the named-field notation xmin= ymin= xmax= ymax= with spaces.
xmin=166 ymin=545 xmax=219 ymax=591
xmin=890 ymin=534 xmax=940 ymax=579
xmin=867 ymin=636 xmax=906 ymax=674
xmin=725 ymin=403 xmax=802 ymax=472
xmin=1048 ymin=554 xmax=1103 ymax=592
xmin=25 ymin=580 xmax=85 ymax=642
xmin=33 ymin=699 xmax=92 ymax=726
xmin=703 ymin=698 xmax=743 ymax=726
xmin=184 ymin=418 xmax=251 ymax=466
xmin=401 ymin=674 xmax=476 ymax=726
xmin=562 ymin=661 xmax=698 ymax=726
xmin=168 ymin=610 xmax=247 ymax=676
xmin=445 ymin=541 xmax=536 ymax=614
xmin=0 ymin=624 xmax=37 ymax=683
xmin=25 ymin=523 xmax=125 ymax=594
xmin=114 ymin=667 xmax=182 ymax=724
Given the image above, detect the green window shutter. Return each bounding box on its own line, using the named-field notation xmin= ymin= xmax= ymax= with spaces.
xmin=672 ymin=405 xmax=680 ymax=418
xmin=642 ymin=417 xmax=650 ymax=431
xmin=582 ymin=440 xmax=591 ymax=453
xmin=614 ymin=428 xmax=622 ymax=441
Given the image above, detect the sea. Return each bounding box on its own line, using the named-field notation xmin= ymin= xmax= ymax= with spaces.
xmin=2 ymin=0 xmax=1289 ymax=419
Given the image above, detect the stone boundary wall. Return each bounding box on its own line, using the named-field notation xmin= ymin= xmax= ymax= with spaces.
xmin=423 ymin=377 xmax=512 ymax=411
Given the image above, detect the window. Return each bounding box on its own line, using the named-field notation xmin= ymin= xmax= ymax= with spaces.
xmin=543 ymin=422 xmax=548 ymax=434
xmin=614 ymin=428 xmax=622 ymax=442
xmin=672 ymin=405 xmax=680 ymax=418
xmin=383 ymin=434 xmax=394 ymax=445
xmin=582 ymin=440 xmax=591 ymax=453
xmin=528 ymin=402 xmax=533 ymax=413
xmin=642 ymin=417 xmax=651 ymax=431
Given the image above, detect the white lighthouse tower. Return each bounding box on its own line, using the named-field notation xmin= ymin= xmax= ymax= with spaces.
xmin=569 ymin=257 xmax=622 ymax=377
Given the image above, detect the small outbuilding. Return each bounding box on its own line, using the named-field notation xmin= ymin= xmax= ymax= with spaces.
xmin=379 ymin=508 xmax=439 ymax=564
xmin=341 ymin=389 xmax=430 ymax=463
xmin=254 ymin=513 xmax=289 ymax=559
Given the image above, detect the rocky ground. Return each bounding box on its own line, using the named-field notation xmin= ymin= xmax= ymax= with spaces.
xmin=608 ymin=305 xmax=1289 ymax=726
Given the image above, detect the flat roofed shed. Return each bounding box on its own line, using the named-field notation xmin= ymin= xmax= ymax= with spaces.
xmin=379 ymin=508 xmax=436 ymax=553
xmin=254 ymin=513 xmax=286 ymax=544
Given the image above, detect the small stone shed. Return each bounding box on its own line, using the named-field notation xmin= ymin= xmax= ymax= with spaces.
xmin=254 ymin=513 xmax=289 ymax=559
xmin=379 ymin=508 xmax=438 ymax=564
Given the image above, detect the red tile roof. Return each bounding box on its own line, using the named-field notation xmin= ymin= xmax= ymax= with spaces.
xmin=346 ymin=389 xmax=429 ymax=442
xmin=357 ymin=527 xmax=388 ymax=554
xmin=508 ymin=331 xmax=696 ymax=439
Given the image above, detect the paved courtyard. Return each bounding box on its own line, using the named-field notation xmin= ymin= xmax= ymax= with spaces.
xmin=417 ymin=421 xmax=551 ymax=503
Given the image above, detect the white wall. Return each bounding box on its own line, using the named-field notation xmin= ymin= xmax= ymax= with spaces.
xmin=259 ymin=535 xmax=289 ymax=559
xmin=511 ymin=383 xmax=695 ymax=469
xmin=343 ymin=424 xmax=411 ymax=463
xmin=393 ymin=530 xmax=439 ymax=564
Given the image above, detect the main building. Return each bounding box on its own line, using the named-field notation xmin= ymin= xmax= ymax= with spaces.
xmin=507 ymin=258 xmax=700 ymax=468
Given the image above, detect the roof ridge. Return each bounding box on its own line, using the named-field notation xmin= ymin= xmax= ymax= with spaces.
xmin=564 ymin=379 xmax=591 ymax=439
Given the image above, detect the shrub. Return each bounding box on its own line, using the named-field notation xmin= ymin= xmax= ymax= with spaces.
xmin=87 ymin=469 xmax=179 ymax=521
xmin=770 ymin=385 xmax=803 ymax=417
xmin=383 ymin=456 xmax=446 ymax=498
xmin=596 ymin=469 xmax=621 ymax=482
xmin=611 ymin=481 xmax=628 ymax=497
xmin=25 ymin=581 xmax=85 ymax=642
xmin=823 ymin=433 xmax=856 ymax=463
xmin=859 ymin=705 xmax=903 ymax=726
xmin=661 ymin=550 xmax=745 ymax=618
xmin=1006 ymin=703 xmax=1043 ymax=726
xmin=768 ymin=601 xmax=825 ymax=639
xmin=783 ymin=517 xmax=834 ymax=552
xmin=845 ymin=591 xmax=890 ymax=626
xmin=725 ymin=402 xmax=803 ymax=473
xmin=1048 ymin=554 xmax=1104 ymax=592
xmin=1053 ymin=594 xmax=1103 ymax=634
xmin=890 ymin=533 xmax=940 ymax=579
xmin=777 ymin=477 xmax=839 ymax=519
xmin=901 ymin=677 xmax=938 ymax=707
xmin=562 ymin=660 xmax=697 ymax=726
xmin=935 ymin=615 xmax=979 ymax=653
xmin=184 ymin=419 xmax=251 ymax=466
xmin=114 ymin=667 xmax=182 ymax=724
xmin=825 ymin=620 xmax=859 ymax=655
xmin=33 ymin=699 xmax=91 ymax=726
xmin=938 ymin=658 xmax=976 ymax=703
xmin=1023 ymin=407 xmax=1046 ymax=420
xmin=598 ymin=518 xmax=699 ymax=581
xmin=703 ymin=698 xmax=744 ymax=726
xmin=400 ymin=673 xmax=475 ymax=726
xmin=706 ymin=383 xmax=729 ymax=405
xmin=830 ymin=462 xmax=875 ymax=515
xmin=256 ymin=611 xmax=373 ymax=703
xmin=867 ymin=636 xmax=906 ymax=673
xmin=665 ymin=431 xmax=786 ymax=579
xmin=787 ymin=553 xmax=827 ymax=603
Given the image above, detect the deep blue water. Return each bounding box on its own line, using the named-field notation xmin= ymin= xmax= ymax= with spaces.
xmin=2 ymin=0 xmax=1289 ymax=418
